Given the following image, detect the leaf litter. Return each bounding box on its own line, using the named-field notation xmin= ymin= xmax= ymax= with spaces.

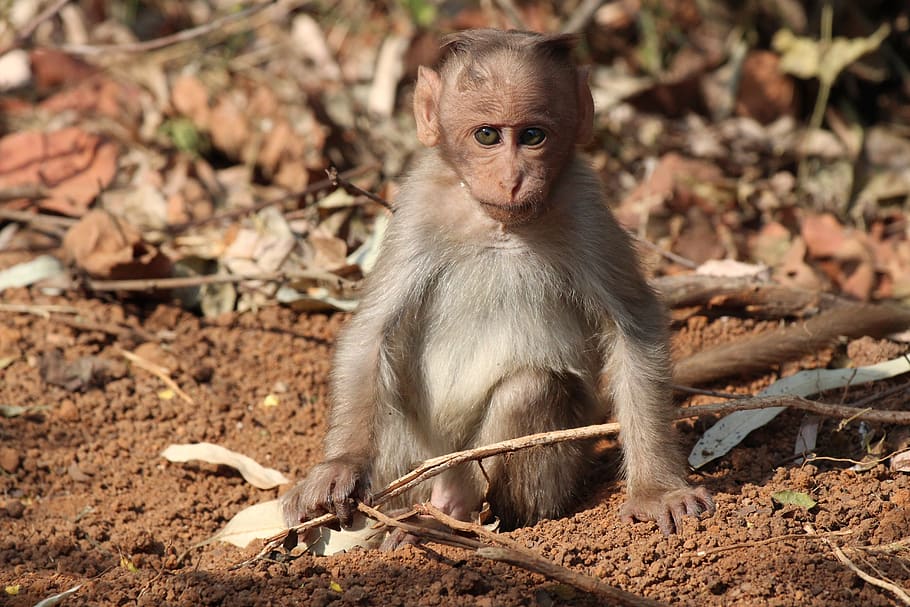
xmin=1 ymin=1 xmax=910 ymax=606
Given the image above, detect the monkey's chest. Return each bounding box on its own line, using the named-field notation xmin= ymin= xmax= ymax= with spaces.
xmin=416 ymin=260 xmax=594 ymax=431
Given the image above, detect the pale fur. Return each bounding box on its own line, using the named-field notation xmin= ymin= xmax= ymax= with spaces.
xmin=282 ymin=29 xmax=713 ymax=534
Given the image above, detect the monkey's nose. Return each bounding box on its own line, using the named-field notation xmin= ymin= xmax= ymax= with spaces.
xmin=507 ymin=175 xmax=524 ymax=202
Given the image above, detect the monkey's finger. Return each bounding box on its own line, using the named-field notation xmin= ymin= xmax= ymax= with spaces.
xmin=332 ymin=498 xmax=355 ymax=527
xmin=656 ymin=509 xmax=677 ymax=535
xmin=668 ymin=503 xmax=688 ymax=535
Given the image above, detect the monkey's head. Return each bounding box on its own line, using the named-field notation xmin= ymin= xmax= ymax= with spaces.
xmin=413 ymin=30 xmax=594 ymax=226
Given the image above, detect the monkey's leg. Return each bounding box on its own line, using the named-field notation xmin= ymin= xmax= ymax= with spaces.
xmin=455 ymin=370 xmax=598 ymax=529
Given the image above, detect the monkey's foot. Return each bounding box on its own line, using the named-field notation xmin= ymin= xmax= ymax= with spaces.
xmin=621 ymin=486 xmax=715 ymax=535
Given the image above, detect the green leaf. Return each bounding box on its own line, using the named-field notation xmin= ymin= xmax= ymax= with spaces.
xmin=772 ymin=490 xmax=817 ymax=509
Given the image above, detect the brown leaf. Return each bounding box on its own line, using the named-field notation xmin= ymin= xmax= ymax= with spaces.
xmin=618 ymin=152 xmax=724 ymax=230
xmin=39 ymin=349 xmax=113 ymax=392
xmin=41 ymin=76 xmax=141 ymax=125
xmin=209 ymin=96 xmax=250 ymax=158
xmin=171 ymin=74 xmax=211 ymax=130
xmin=62 ymin=210 xmax=172 ymax=280
xmin=0 ymin=128 xmax=119 ymax=216
xmin=735 ymin=51 xmax=799 ymax=124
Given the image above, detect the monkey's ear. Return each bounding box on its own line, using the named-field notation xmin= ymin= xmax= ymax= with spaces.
xmin=414 ymin=66 xmax=442 ymax=147
xmin=575 ymin=66 xmax=594 ymax=145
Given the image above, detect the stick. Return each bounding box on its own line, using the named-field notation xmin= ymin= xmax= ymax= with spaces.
xmin=118 ymin=348 xmax=193 ymax=405
xmin=167 ymin=164 xmax=378 ymax=233
xmin=85 ymin=270 xmax=352 ymax=293
xmin=806 ymin=524 xmax=910 ymax=605
xmin=419 ymin=504 xmax=667 ymax=607
xmin=326 ymin=167 xmax=392 ymax=211
xmin=680 ymin=392 xmax=910 ymax=425
xmin=0 ymin=0 xmax=70 ymax=54
xmin=371 ymin=422 xmax=620 ymax=505
xmin=59 ymin=4 xmax=271 ymax=56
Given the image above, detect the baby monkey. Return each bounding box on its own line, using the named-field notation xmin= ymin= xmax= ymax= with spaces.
xmin=282 ymin=29 xmax=714 ymax=537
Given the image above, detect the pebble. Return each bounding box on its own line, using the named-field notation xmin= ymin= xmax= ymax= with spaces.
xmin=0 ymin=447 xmax=20 ymax=473
xmin=58 ymin=399 xmax=79 ymax=421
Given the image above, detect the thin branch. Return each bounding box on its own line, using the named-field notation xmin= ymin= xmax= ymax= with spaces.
xmin=118 ymin=348 xmax=193 ymax=405
xmin=806 ymin=524 xmax=910 ymax=605
xmin=371 ymin=422 xmax=620 ymax=505
xmin=633 ymin=233 xmax=698 ymax=269
xmin=562 ymin=0 xmax=607 ymax=34
xmin=685 ymin=529 xmax=853 ymax=558
xmin=0 ymin=0 xmax=70 ymax=54
xmin=85 ymin=270 xmax=353 ymax=292
xmin=167 ymin=164 xmax=379 ymax=234
xmin=419 ymin=503 xmax=666 ymax=607
xmin=59 ymin=3 xmax=270 ymax=56
xmin=680 ymin=393 xmax=910 ymax=425
xmin=326 ymin=167 xmax=392 ymax=211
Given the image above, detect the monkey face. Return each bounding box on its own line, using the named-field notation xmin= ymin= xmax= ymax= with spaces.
xmin=414 ymin=53 xmax=593 ymax=226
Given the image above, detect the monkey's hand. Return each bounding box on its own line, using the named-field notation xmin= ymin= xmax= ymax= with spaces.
xmin=620 ymin=486 xmax=715 ymax=535
xmin=280 ymin=459 xmax=367 ymax=528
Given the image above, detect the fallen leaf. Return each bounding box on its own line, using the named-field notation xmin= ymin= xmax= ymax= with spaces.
xmin=891 ymin=450 xmax=910 ymax=473
xmin=773 ymin=24 xmax=890 ymax=86
xmin=202 ymin=499 xmax=287 ymax=548
xmin=62 ymin=210 xmax=173 ymax=280
xmin=39 ymin=349 xmax=115 ymax=392
xmin=0 ymin=128 xmax=119 ymax=216
xmin=33 ymin=585 xmax=82 ymax=607
xmin=0 ymin=255 xmax=65 ymax=292
xmin=690 ymin=355 xmax=910 ymax=468
xmin=171 ymin=74 xmax=211 ymax=130
xmin=771 ymin=490 xmax=817 ymax=509
xmin=305 ymin=512 xmax=385 ymax=555
xmin=161 ymin=442 xmax=290 ymax=489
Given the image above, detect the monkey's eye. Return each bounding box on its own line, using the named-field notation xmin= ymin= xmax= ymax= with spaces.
xmin=518 ymin=128 xmax=546 ymax=146
xmin=474 ymin=127 xmax=501 ymax=146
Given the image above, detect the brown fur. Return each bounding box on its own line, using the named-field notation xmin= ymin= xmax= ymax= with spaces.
xmin=281 ymin=29 xmax=713 ymax=537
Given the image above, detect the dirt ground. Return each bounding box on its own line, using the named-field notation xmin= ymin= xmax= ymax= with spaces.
xmin=1 ymin=286 xmax=909 ymax=607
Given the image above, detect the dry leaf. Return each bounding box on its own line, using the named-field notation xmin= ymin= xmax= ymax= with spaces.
xmin=63 ymin=210 xmax=173 ymax=280
xmin=161 ymin=442 xmax=291 ymax=489
xmin=304 ymin=512 xmax=385 ymax=555
xmin=204 ymin=500 xmax=288 ymax=548
xmin=0 ymin=128 xmax=119 ymax=216
xmin=171 ymin=74 xmax=211 ymax=130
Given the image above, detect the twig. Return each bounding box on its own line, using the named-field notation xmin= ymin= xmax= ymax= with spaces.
xmin=652 ymin=274 xmax=842 ymax=313
xmin=672 ymin=384 xmax=745 ymax=399
xmin=326 ymin=167 xmax=393 ymax=211
xmin=0 ymin=303 xmax=158 ymax=341
xmin=806 ymin=524 xmax=910 ymax=605
xmin=59 ymin=3 xmax=270 ymax=56
xmin=371 ymin=422 xmax=620 ymax=505
xmin=167 ymin=164 xmax=379 ymax=234
xmin=0 ymin=185 xmax=51 ymax=202
xmin=0 ymin=0 xmax=70 ymax=54
xmin=686 ymin=529 xmax=852 ymax=558
xmin=679 ymin=393 xmax=910 ymax=425
xmin=118 ymin=348 xmax=193 ymax=405
xmin=85 ymin=270 xmax=353 ymax=292
xmin=0 ymin=208 xmax=75 ymax=238
xmin=493 ymin=0 xmax=528 ymax=29
xmin=419 ymin=503 xmax=665 ymax=607
xmin=0 ymin=303 xmax=81 ymax=317
xmin=357 ymin=503 xmax=481 ymax=550
xmin=562 ymin=0 xmax=608 ymax=34
xmin=633 ymin=234 xmax=698 ymax=269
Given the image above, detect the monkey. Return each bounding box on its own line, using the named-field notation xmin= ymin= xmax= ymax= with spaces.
xmin=281 ymin=29 xmax=715 ymax=539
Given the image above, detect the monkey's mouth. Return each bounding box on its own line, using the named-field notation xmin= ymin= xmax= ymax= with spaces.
xmin=479 ymin=200 xmax=538 ymax=224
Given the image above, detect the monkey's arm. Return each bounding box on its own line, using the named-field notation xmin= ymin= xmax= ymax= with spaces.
xmin=281 ymin=222 xmax=431 ymax=527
